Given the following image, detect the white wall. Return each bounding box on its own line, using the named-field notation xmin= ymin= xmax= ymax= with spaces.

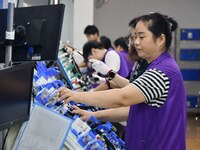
xmin=73 ymin=0 xmax=94 ymax=49
xmin=60 ymin=0 xmax=73 ymax=44
xmin=94 ymin=0 xmax=200 ymax=42
xmin=72 ymin=0 xmax=94 ymax=64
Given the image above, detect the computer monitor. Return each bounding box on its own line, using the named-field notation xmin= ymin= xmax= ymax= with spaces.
xmin=0 ymin=4 xmax=65 ymax=62
xmin=0 ymin=63 xmax=34 ymax=131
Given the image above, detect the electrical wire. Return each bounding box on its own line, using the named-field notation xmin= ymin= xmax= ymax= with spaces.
xmin=1 ymin=128 xmax=10 ymax=150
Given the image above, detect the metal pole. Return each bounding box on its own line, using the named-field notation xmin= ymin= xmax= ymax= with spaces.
xmin=5 ymin=1 xmax=15 ymax=67
xmin=50 ymin=0 xmax=60 ymax=5
xmin=2 ymin=1 xmax=15 ymax=148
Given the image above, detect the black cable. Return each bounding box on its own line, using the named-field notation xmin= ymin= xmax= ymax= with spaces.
xmin=74 ymin=50 xmax=83 ymax=57
xmin=102 ymin=134 xmax=116 ymax=150
xmin=1 ymin=128 xmax=10 ymax=150
xmin=46 ymin=61 xmax=55 ymax=68
xmin=105 ymin=79 xmax=111 ymax=89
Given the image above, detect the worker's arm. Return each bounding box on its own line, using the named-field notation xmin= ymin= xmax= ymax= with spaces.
xmin=58 ymin=83 xmax=146 ymax=108
xmin=72 ymin=105 xmax=129 ymax=122
xmin=78 ymin=61 xmax=87 ymax=68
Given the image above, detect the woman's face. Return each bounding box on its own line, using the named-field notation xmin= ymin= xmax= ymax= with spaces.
xmin=133 ymin=21 xmax=163 ymax=63
xmin=88 ymin=48 xmax=103 ymax=61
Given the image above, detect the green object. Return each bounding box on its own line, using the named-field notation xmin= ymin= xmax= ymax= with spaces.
xmin=66 ymin=64 xmax=74 ymax=71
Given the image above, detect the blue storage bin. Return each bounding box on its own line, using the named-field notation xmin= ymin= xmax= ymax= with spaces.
xmin=187 ymin=95 xmax=198 ymax=108
xmin=181 ymin=69 xmax=200 ymax=81
xmin=180 ymin=29 xmax=200 ymax=40
xmin=180 ymin=49 xmax=200 ymax=61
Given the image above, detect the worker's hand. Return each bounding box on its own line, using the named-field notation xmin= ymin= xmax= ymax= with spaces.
xmin=89 ymin=59 xmax=112 ymax=76
xmin=57 ymin=87 xmax=79 ymax=103
xmin=64 ymin=45 xmax=74 ymax=55
xmin=71 ymin=105 xmax=93 ymax=121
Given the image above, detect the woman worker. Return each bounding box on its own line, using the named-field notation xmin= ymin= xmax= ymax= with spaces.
xmin=58 ymin=13 xmax=186 ymax=150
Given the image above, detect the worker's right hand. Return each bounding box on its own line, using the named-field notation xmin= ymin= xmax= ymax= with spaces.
xmin=57 ymin=86 xmax=80 ymax=104
xmin=89 ymin=59 xmax=112 ymax=76
xmin=71 ymin=105 xmax=93 ymax=121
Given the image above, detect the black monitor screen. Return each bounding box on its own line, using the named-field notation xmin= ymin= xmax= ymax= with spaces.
xmin=0 ymin=4 xmax=65 ymax=62
xmin=0 ymin=63 xmax=34 ymax=131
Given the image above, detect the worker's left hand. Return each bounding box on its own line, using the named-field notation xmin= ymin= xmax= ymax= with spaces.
xmin=57 ymin=87 xmax=79 ymax=103
xmin=71 ymin=105 xmax=93 ymax=121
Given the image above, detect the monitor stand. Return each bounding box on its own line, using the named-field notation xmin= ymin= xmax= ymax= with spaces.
xmin=0 ymin=1 xmax=15 ymax=149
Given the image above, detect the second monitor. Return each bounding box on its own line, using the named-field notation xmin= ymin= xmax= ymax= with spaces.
xmin=0 ymin=4 xmax=65 ymax=62
xmin=0 ymin=63 xmax=34 ymax=131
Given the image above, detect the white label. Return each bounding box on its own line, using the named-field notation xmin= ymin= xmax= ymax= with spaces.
xmin=32 ymin=55 xmax=41 ymax=60
xmin=5 ymin=30 xmax=15 ymax=40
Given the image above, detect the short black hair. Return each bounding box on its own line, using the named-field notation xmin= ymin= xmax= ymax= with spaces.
xmin=100 ymin=36 xmax=113 ymax=49
xmin=84 ymin=25 xmax=99 ymax=36
xmin=82 ymin=41 xmax=104 ymax=61
xmin=114 ymin=37 xmax=128 ymax=51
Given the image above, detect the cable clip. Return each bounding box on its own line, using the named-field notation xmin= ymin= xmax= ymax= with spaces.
xmin=5 ymin=30 xmax=15 ymax=40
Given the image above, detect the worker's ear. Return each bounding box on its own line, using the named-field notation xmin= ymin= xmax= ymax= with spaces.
xmin=158 ymin=34 xmax=166 ymax=48
xmin=91 ymin=48 xmax=97 ymax=55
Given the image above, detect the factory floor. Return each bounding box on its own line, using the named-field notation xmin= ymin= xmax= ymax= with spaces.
xmin=186 ymin=109 xmax=200 ymax=150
